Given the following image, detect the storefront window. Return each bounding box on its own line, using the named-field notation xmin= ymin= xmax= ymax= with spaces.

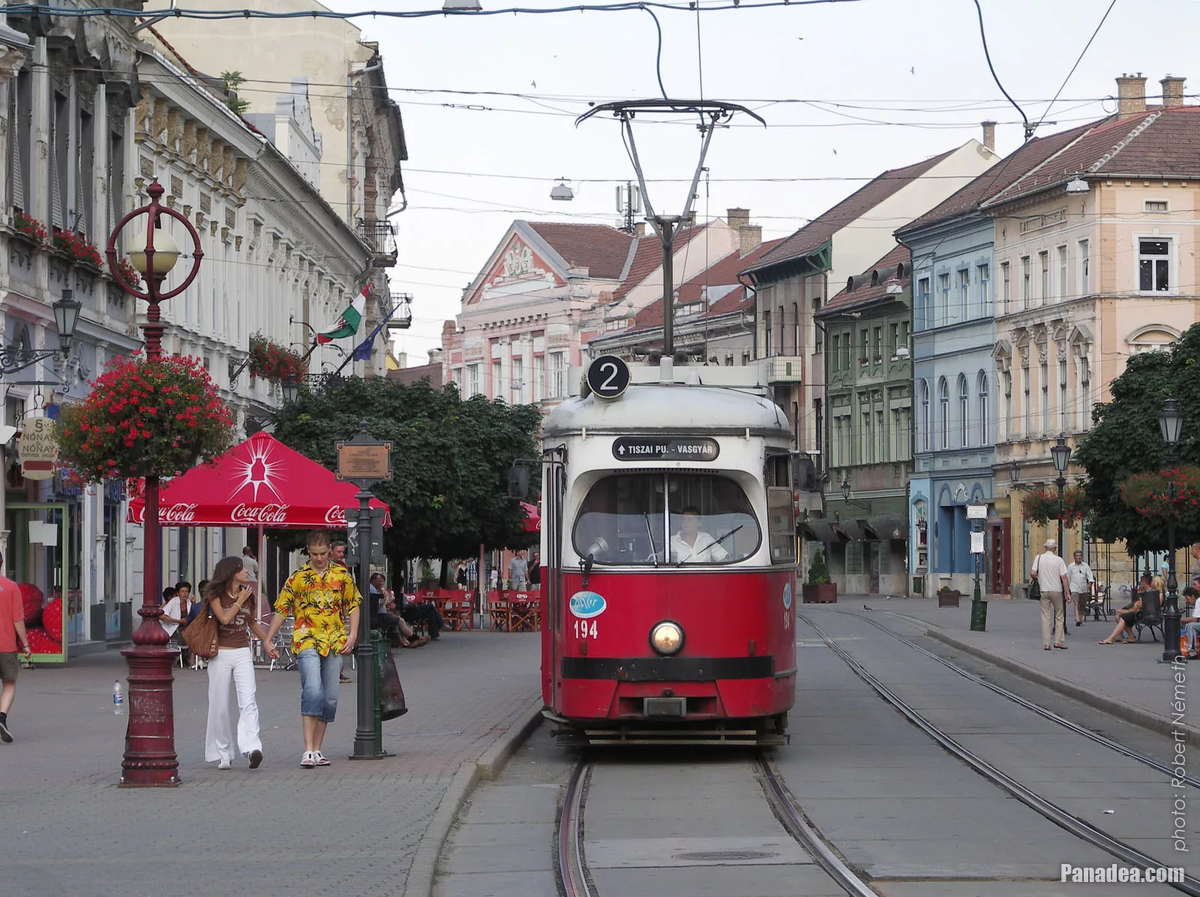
xmin=573 ymin=473 xmax=760 ymax=566
xmin=6 ymin=503 xmax=69 ymax=661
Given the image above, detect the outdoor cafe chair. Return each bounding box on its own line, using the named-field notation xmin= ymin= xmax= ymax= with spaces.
xmin=489 ymin=596 xmax=511 ymax=631
xmin=509 ymin=593 xmax=538 ymax=632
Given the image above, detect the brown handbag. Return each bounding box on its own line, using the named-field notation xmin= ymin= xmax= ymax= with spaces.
xmin=182 ymin=605 xmax=219 ymax=659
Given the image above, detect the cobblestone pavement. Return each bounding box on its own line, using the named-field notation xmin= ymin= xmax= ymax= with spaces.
xmin=3 ymin=629 xmax=540 ymax=897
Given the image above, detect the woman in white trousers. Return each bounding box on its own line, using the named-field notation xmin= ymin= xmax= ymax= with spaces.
xmin=204 ymin=556 xmax=277 ymax=770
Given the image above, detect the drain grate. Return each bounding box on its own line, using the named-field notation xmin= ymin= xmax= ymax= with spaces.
xmin=675 ymin=850 xmax=777 ymax=862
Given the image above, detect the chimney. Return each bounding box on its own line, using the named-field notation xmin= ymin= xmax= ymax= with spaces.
xmin=1116 ymin=73 xmax=1147 ymax=119
xmin=981 ymin=121 xmax=996 ymax=152
xmin=726 ymin=207 xmax=750 ymax=229
xmin=1161 ymin=74 xmax=1186 ymax=106
xmin=739 ymin=224 xmax=762 ymax=257
xmin=634 ymin=222 xmax=646 ymax=238
xmin=397 ymin=351 xmax=408 ymax=368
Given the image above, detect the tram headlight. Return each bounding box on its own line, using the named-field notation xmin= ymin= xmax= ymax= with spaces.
xmin=650 ymin=621 xmax=684 ymax=656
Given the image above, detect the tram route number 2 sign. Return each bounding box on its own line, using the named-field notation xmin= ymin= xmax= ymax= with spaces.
xmin=612 ymin=437 xmax=720 ymax=462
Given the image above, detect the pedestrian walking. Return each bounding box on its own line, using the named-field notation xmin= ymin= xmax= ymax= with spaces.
xmin=264 ymin=531 xmax=361 ymax=769
xmin=1032 ymin=539 xmax=1070 ymax=651
xmin=509 ymin=550 xmax=529 ymax=590
xmin=241 ymin=546 xmax=259 ymax=584
xmin=204 ymin=557 xmax=276 ymax=770
xmin=0 ymin=550 xmax=31 ymax=743
xmin=528 ymin=551 xmax=541 ymax=589
xmin=1066 ymin=550 xmax=1095 ymax=627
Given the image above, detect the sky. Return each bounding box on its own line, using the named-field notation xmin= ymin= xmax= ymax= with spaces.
xmin=310 ymin=0 xmax=1200 ymax=366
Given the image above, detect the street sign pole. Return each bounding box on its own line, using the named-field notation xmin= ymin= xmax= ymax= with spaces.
xmin=967 ymin=503 xmax=988 ymax=632
xmin=337 ymin=421 xmax=392 ymax=760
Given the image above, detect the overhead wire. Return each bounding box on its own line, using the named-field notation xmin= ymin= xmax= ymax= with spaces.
xmin=971 ymin=0 xmax=1031 ymax=140
xmin=1031 ymin=0 xmax=1118 ymax=134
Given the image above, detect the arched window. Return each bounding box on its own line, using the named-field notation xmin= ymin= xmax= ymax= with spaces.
xmin=938 ymin=377 xmax=949 ymax=450
xmin=920 ymin=380 xmax=930 ymax=453
xmin=977 ymin=371 xmax=989 ymax=445
xmin=958 ymin=374 xmax=969 ymax=447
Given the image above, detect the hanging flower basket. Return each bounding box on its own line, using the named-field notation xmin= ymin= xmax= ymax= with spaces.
xmin=57 ymin=354 xmax=234 ymax=482
xmin=1023 ymin=485 xmax=1090 ymax=526
xmin=114 ymin=256 xmax=142 ymax=289
xmin=12 ymin=210 xmax=48 ymax=246
xmin=248 ymin=333 xmax=306 ymax=384
xmin=51 ymin=228 xmax=104 ymax=269
xmin=1120 ymin=466 xmax=1200 ymax=527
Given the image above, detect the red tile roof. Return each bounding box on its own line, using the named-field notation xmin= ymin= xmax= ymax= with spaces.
xmin=983 ymin=105 xmax=1200 ymax=208
xmin=745 ymin=147 xmax=958 ymax=274
xmin=611 ymin=225 xmax=705 ymax=302
xmin=899 ymin=124 xmax=1093 ymax=233
xmin=525 ymin=222 xmax=633 ymax=280
xmin=819 ymin=244 xmax=911 ymax=316
xmin=631 ymin=238 xmax=784 ymax=329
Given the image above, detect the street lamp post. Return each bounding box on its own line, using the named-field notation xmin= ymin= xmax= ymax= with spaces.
xmin=1050 ymin=436 xmax=1072 ymax=557
xmin=106 ymin=178 xmax=203 ymax=787
xmin=1158 ymin=398 xmax=1184 ymax=663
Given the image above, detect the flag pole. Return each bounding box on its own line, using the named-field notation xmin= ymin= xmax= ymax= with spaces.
xmin=334 ymin=297 xmax=404 ymax=375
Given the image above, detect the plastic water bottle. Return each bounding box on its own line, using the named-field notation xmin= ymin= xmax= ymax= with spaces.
xmin=113 ymin=680 xmax=124 ymax=715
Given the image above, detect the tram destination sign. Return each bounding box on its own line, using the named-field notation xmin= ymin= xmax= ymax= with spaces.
xmin=612 ymin=437 xmax=720 ymax=462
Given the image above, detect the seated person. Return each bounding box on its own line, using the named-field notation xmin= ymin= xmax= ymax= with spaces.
xmin=1182 ymin=586 xmax=1200 ymax=658
xmin=368 ymin=573 xmax=421 ymax=646
xmin=160 ymin=583 xmax=195 ymax=665
xmin=1100 ymin=592 xmax=1144 ymax=644
xmin=397 ymin=588 xmax=444 ymax=640
xmin=670 ymin=506 xmax=730 ymax=564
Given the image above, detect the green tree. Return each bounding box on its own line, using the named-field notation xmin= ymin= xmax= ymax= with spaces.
xmin=220 ymin=71 xmax=250 ymax=116
xmin=269 ymin=376 xmax=541 ymax=569
xmin=1074 ymin=323 xmax=1200 ymax=554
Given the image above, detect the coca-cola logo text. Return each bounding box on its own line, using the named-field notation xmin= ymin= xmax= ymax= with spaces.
xmin=160 ymin=503 xmax=199 ymax=524
xmin=325 ymin=506 xmax=347 ymax=525
xmin=231 ymin=503 xmax=291 ymax=525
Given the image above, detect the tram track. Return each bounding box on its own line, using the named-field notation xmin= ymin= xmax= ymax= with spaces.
xmin=845 ymin=607 xmax=1200 ymax=789
xmin=799 ymin=611 xmax=1200 ymax=896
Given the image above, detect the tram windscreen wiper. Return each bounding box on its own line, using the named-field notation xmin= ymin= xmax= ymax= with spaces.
xmin=643 ymin=512 xmax=659 ymax=566
xmin=674 ymin=525 xmax=743 ymax=565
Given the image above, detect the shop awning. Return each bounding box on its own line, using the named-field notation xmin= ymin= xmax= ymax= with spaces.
xmin=126 ymin=432 xmax=391 ymax=529
xmin=865 ymin=515 xmax=907 ymax=541
xmin=837 ymin=518 xmax=869 ymax=541
xmin=802 ymin=518 xmax=840 ymax=542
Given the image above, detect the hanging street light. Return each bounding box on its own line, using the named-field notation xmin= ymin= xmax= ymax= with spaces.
xmin=0 ymin=290 xmax=82 ymax=374
xmin=550 ymin=179 xmax=575 ymax=202
xmin=1158 ymin=397 xmax=1185 ymax=663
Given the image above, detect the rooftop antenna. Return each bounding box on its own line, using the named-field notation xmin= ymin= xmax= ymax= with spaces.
xmin=577 ymin=99 xmax=765 ymax=357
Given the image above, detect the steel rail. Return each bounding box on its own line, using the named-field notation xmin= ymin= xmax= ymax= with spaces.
xmin=800 ymin=612 xmax=1200 ymax=896
xmin=558 ymin=758 xmax=593 ymax=897
xmin=850 ymin=609 xmax=1200 ymax=789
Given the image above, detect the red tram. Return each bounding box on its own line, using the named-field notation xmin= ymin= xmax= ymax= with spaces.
xmin=538 ymin=358 xmax=797 ymax=745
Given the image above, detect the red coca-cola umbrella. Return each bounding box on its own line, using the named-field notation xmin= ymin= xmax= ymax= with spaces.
xmin=127 ymin=431 xmax=391 ymax=528
xmin=520 ymin=501 xmax=541 ymax=533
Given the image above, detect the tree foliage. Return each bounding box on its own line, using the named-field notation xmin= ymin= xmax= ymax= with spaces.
xmin=269 ymin=377 xmax=541 ymax=565
xmin=1074 ymin=323 xmax=1200 ymax=553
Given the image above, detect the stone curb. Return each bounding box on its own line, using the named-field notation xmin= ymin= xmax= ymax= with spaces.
xmin=921 ymin=625 xmax=1200 ymax=749
xmin=403 ymin=698 xmax=546 ymax=897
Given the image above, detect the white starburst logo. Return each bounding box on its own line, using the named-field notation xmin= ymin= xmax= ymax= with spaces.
xmin=229 ymin=438 xmax=284 ymax=504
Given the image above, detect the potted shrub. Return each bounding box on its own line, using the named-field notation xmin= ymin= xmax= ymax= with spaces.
xmin=938 ymin=584 xmax=961 ymax=607
xmin=802 ymin=549 xmax=837 ymax=603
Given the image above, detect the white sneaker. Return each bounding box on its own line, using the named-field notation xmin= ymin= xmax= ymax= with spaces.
xmin=300 ymin=751 xmax=316 ymax=769
xmin=217 ymin=758 xmax=232 ymax=770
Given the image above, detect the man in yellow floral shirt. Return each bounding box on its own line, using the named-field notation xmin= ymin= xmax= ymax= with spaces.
xmin=264 ymin=530 xmax=361 ymax=768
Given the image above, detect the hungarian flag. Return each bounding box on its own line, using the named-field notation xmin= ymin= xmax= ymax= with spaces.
xmin=316 ymin=287 xmax=367 ymax=344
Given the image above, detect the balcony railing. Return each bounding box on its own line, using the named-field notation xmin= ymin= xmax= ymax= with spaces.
xmin=357 ymin=219 xmax=397 ymax=267
xmin=766 ymin=355 xmax=804 ymax=384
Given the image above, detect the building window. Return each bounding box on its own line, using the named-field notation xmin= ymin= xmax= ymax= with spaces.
xmin=920 ymin=379 xmax=930 ymax=453
xmin=1021 ymin=256 xmax=1031 ymax=309
xmin=939 ymin=273 xmax=950 ymax=326
xmin=958 ymin=269 xmax=969 ymax=321
xmin=1057 ymin=246 xmax=1068 ymax=300
xmin=466 ymin=363 xmax=480 ymax=397
xmin=764 ymin=310 xmax=772 ymax=355
xmin=1002 ymin=371 xmax=1013 ymax=438
xmin=875 ymin=409 xmax=884 ymax=462
xmin=550 ymin=352 xmax=565 ymax=398
xmin=917 ymin=277 xmax=931 ymax=330
xmin=778 ymin=308 xmax=785 ymax=356
xmin=859 ymin=328 xmax=869 ymax=365
xmin=1040 ymin=360 xmax=1050 ymax=434
xmin=1078 ymin=239 xmax=1090 ymax=294
xmin=1039 ymin=250 xmax=1050 ymax=304
xmin=978 ymin=263 xmax=990 ymax=316
xmin=872 ymin=326 xmax=882 ymax=364
xmin=792 ymin=302 xmax=800 ymax=355
xmin=938 ymin=377 xmax=949 ymax=450
xmin=958 ymin=374 xmax=969 ymax=447
xmin=861 ymin=409 xmax=872 ymax=464
xmin=533 ymin=354 xmax=545 ymax=402
xmin=1139 ymin=239 xmax=1170 ymax=291
xmin=1022 ymin=365 xmax=1031 ymax=435
xmin=1059 ymin=357 xmax=1068 ymax=432
xmin=1145 ymin=199 xmax=1169 ymax=213
xmin=842 ymin=330 xmax=852 ymax=370
xmin=977 ymin=371 xmax=989 ymax=445
xmin=889 ymin=323 xmax=899 ymax=358
xmin=830 ymin=334 xmax=840 ymax=372
xmin=492 ymin=361 xmax=503 ymax=400
xmin=1001 ymin=262 xmax=1011 ymax=314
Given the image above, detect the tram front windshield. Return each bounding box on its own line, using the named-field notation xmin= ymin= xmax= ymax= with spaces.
xmin=573 ymin=473 xmax=760 ymax=566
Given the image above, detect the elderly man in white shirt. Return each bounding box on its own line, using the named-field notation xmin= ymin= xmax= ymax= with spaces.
xmin=1032 ymin=539 xmax=1070 ymax=651
xmin=670 ymin=506 xmax=731 ymax=564
xmin=1066 ymin=550 xmax=1095 ymax=627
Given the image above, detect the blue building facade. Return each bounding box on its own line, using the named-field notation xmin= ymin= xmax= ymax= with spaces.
xmin=900 ymin=209 xmax=997 ymax=597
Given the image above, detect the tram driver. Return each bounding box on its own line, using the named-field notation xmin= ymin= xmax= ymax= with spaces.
xmin=670 ymin=506 xmax=731 ymax=564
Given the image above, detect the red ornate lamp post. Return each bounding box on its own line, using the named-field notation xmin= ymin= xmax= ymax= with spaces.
xmin=106 ymin=178 xmax=203 ymax=786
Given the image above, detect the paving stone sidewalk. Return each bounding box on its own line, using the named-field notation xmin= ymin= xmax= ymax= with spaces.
xmin=3 ymin=629 xmax=541 ymax=897
xmin=810 ymin=595 xmax=1199 ymax=746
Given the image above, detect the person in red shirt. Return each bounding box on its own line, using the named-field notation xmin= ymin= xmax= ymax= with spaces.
xmin=0 ymin=550 xmax=31 ymax=743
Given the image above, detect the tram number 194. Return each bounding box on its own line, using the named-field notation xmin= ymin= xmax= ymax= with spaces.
xmin=573 ymin=619 xmax=599 ymax=639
